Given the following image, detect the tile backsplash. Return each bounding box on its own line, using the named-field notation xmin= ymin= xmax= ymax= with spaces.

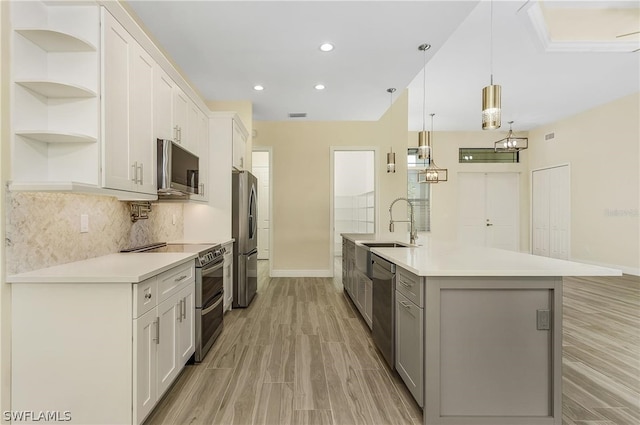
xmin=6 ymin=192 xmax=183 ymax=274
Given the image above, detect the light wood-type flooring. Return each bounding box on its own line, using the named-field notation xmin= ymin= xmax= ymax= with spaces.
xmin=562 ymin=274 xmax=640 ymax=425
xmin=145 ymin=260 xmax=639 ymax=425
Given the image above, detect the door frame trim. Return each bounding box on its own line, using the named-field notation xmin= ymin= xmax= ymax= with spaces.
xmin=330 ymin=146 xmax=379 ymax=277
xmin=252 ymin=146 xmax=273 ymax=276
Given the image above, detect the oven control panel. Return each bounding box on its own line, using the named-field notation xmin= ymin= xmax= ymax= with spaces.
xmin=199 ymin=246 xmax=225 ymax=267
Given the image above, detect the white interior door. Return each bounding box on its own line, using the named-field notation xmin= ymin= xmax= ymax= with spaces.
xmin=458 ymin=173 xmax=519 ymax=251
xmin=252 ymin=151 xmax=270 ymax=260
xmin=532 ymin=166 xmax=570 ymax=260
xmin=532 ymin=171 xmax=550 ymax=257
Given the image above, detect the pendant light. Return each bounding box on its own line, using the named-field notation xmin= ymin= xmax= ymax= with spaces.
xmin=494 ymin=121 xmax=528 ymax=152
xmin=386 ymin=88 xmax=396 ymax=173
xmin=418 ymin=113 xmax=448 ymax=184
xmin=482 ymin=0 xmax=501 ymax=130
xmin=417 ymin=43 xmax=431 ymax=159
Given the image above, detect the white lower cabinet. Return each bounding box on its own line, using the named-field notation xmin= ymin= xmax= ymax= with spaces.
xmin=11 ymin=260 xmax=196 ymax=425
xmin=178 ymin=283 xmax=196 ymax=364
xmin=135 ymin=278 xmax=195 ymax=424
xmin=133 ymin=309 xmax=158 ymax=424
xmin=156 ymin=294 xmax=180 ymax=397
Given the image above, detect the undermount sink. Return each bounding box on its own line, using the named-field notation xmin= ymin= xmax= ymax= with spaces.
xmin=356 ymin=241 xmax=412 ymax=278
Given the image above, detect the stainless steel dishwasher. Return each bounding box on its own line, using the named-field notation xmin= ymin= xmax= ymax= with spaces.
xmin=372 ymin=253 xmax=396 ymax=369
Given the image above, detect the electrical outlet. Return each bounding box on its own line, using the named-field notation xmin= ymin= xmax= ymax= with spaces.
xmin=80 ymin=214 xmax=89 ymax=233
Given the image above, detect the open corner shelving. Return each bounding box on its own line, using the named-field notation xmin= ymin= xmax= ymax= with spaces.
xmin=15 ymin=28 xmax=96 ymax=52
xmin=15 ymin=131 xmax=97 ymax=144
xmin=15 ymin=80 xmax=97 ymax=99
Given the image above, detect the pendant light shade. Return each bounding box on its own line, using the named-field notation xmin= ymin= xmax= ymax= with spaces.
xmin=418 ymin=114 xmax=448 ymax=184
xmin=387 ymin=149 xmax=396 ymax=173
xmin=482 ymin=0 xmax=501 ymax=130
xmin=386 ymin=88 xmax=397 ymax=173
xmin=482 ymin=83 xmax=501 ymax=130
xmin=494 ymin=121 xmax=528 ymax=152
xmin=418 ymin=131 xmax=430 ymax=160
xmin=418 ymin=43 xmax=431 ymax=159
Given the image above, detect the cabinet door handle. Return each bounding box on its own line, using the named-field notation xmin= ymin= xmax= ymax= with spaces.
xmin=177 ymin=299 xmax=183 ymax=322
xmin=177 ymin=126 xmax=182 ymax=142
xmin=138 ymin=163 xmax=143 ymax=185
xmin=182 ymin=298 xmax=187 ymax=320
xmin=175 ymin=274 xmax=188 ymax=282
xmin=153 ymin=318 xmax=160 ymax=344
xmin=144 ymin=293 xmax=152 ymax=300
xmin=200 ymin=183 xmax=204 ymax=196
xmin=131 ymin=162 xmax=138 ymax=182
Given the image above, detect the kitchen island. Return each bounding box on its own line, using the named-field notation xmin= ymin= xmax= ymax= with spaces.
xmin=342 ymin=234 xmax=620 ymax=425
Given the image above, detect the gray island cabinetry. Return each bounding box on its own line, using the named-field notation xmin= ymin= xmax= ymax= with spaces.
xmin=343 ymin=234 xmax=620 ymax=425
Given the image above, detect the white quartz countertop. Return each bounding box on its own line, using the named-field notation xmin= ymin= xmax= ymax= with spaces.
xmin=370 ymin=240 xmax=621 ymax=277
xmin=7 ymin=253 xmax=197 ymax=283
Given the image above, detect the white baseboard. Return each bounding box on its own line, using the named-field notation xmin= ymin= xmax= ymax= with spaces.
xmin=570 ymin=257 xmax=639 ymax=277
xmin=270 ymin=269 xmax=333 ymax=278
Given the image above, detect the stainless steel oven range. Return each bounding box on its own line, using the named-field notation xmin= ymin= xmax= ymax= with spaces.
xmin=121 ymin=242 xmax=226 ymax=362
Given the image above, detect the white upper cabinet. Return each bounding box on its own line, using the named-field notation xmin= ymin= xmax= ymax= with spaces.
xmin=102 ymin=9 xmax=155 ymax=195
xmin=190 ymin=109 xmax=210 ymax=202
xmin=9 ymin=1 xmax=211 ymax=201
xmin=232 ymin=118 xmax=248 ymax=170
xmin=10 ymin=1 xmax=100 ymax=186
xmin=153 ymin=67 xmax=175 ymax=143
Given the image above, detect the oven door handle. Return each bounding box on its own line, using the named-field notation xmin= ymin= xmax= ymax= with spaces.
xmin=201 ymin=295 xmax=223 ymax=316
xmin=201 ymin=260 xmax=224 ymax=275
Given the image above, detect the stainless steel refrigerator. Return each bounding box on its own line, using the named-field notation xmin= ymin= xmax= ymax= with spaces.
xmin=232 ymin=170 xmax=258 ymax=308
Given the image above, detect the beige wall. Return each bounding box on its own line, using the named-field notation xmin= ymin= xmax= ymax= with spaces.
xmin=528 ymin=92 xmax=640 ymax=273
xmin=409 ymin=130 xmax=531 ymax=252
xmin=253 ymin=90 xmax=409 ymax=274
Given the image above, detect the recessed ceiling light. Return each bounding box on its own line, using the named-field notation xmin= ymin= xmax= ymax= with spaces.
xmin=253 ymin=85 xmax=264 ymax=91
xmin=314 ymin=84 xmax=325 ymax=90
xmin=319 ymin=43 xmax=334 ymax=52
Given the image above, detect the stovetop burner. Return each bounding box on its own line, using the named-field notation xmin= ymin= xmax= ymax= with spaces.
xmin=121 ymin=242 xmax=224 ymax=267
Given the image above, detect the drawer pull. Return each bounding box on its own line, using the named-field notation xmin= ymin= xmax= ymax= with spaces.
xmin=400 ymin=301 xmax=412 ymax=309
xmin=399 ymin=280 xmax=413 ymax=288
xmin=144 ymin=293 xmax=152 ymax=300
xmin=175 ymin=275 xmax=188 ymax=282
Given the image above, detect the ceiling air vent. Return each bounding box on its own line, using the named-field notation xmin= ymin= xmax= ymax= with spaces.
xmin=545 ymin=132 xmax=555 ymax=141
xmin=288 ymin=112 xmax=307 ymax=118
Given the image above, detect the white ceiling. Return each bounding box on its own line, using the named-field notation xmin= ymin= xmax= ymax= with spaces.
xmin=128 ymin=1 xmax=640 ymax=131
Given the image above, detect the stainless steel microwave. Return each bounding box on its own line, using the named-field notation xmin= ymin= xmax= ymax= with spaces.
xmin=157 ymin=138 xmax=199 ymax=196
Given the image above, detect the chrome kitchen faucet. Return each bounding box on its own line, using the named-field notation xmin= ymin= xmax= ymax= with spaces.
xmin=389 ymin=197 xmax=417 ymax=245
